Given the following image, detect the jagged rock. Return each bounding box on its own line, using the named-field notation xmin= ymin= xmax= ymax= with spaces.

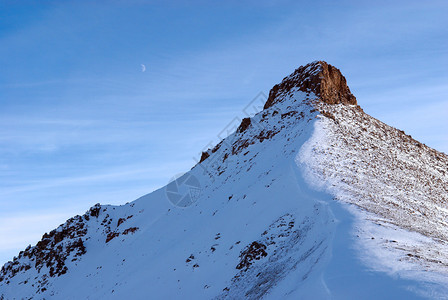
xmin=237 ymin=118 xmax=251 ymax=133
xmin=199 ymin=151 xmax=210 ymax=163
xmin=89 ymin=203 xmax=101 ymax=217
xmin=236 ymin=241 xmax=268 ymax=271
xmin=264 ymin=61 xmax=357 ymax=109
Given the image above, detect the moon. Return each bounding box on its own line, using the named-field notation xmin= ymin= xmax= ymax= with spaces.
xmin=141 ymin=64 xmax=146 ymax=72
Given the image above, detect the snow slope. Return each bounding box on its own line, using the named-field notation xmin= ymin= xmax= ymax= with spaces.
xmin=1 ymin=61 xmax=447 ymax=299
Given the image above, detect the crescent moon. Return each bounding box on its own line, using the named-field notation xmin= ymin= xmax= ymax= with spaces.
xmin=141 ymin=64 xmax=146 ymax=72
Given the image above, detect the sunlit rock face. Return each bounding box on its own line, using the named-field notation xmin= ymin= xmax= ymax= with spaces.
xmin=264 ymin=60 xmax=357 ymax=109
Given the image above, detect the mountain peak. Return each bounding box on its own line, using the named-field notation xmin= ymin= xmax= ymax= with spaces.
xmin=264 ymin=61 xmax=357 ymax=109
xmin=2 ymin=60 xmax=448 ymax=299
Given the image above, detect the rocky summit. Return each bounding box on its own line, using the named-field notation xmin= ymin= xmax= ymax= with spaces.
xmin=264 ymin=61 xmax=357 ymax=109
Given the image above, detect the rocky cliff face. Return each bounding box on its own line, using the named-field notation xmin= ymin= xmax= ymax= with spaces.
xmin=264 ymin=61 xmax=357 ymax=109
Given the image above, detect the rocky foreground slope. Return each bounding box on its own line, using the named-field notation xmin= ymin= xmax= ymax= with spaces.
xmin=1 ymin=61 xmax=448 ymax=299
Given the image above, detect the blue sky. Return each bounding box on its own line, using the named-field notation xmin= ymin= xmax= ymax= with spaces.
xmin=0 ymin=0 xmax=447 ymax=264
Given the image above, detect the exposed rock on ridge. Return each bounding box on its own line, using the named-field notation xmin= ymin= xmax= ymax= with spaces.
xmin=264 ymin=61 xmax=357 ymax=109
xmin=199 ymin=61 xmax=356 ymax=166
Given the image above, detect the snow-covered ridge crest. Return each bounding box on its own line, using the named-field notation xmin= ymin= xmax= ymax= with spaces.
xmin=198 ymin=60 xmax=357 ymax=168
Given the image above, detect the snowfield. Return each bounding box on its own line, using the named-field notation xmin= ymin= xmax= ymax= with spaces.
xmin=1 ymin=61 xmax=447 ymax=299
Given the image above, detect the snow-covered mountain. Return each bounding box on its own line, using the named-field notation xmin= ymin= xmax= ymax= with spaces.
xmin=1 ymin=61 xmax=448 ymax=299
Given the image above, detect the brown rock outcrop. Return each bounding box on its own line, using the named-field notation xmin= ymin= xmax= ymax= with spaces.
xmin=264 ymin=61 xmax=357 ymax=109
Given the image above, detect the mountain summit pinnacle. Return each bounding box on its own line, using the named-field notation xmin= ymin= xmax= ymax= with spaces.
xmin=264 ymin=61 xmax=357 ymax=109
